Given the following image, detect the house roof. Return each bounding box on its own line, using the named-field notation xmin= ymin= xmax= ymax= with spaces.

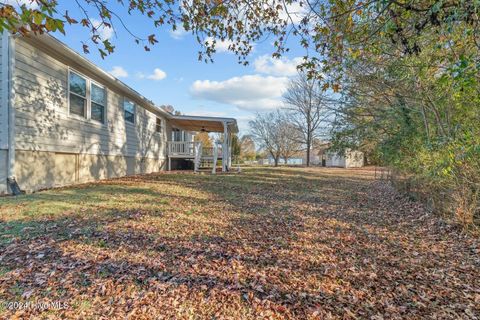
xmin=170 ymin=115 xmax=238 ymax=133
xmin=19 ymin=34 xmax=238 ymax=132
xmin=21 ymin=34 xmax=172 ymax=119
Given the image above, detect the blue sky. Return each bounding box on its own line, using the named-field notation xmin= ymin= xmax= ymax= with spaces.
xmin=12 ymin=0 xmax=308 ymax=133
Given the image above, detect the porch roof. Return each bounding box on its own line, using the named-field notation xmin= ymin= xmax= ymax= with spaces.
xmin=170 ymin=115 xmax=238 ymax=133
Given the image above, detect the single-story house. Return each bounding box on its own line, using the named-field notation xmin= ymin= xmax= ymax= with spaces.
xmin=0 ymin=32 xmax=237 ymax=195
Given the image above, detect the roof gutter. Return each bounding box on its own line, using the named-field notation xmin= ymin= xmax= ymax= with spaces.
xmin=26 ymin=35 xmax=172 ymax=119
xmin=170 ymin=115 xmax=239 ymax=133
xmin=22 ymin=35 xmax=240 ymax=130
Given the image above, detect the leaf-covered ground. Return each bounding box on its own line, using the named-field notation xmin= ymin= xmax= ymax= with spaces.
xmin=0 ymin=167 xmax=479 ymax=319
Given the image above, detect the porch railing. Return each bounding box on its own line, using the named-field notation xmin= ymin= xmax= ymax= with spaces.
xmin=168 ymin=141 xmax=201 ymax=157
xmin=168 ymin=141 xmax=224 ymax=159
xmin=168 ymin=141 xmax=227 ymax=172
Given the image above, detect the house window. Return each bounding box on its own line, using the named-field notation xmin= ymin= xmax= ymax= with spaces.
xmin=124 ymin=99 xmax=135 ymax=123
xmin=91 ymin=83 xmax=106 ymax=123
xmin=156 ymin=117 xmax=162 ymax=133
xmin=172 ymin=128 xmax=182 ymax=141
xmin=69 ymin=71 xmax=87 ymax=118
xmin=68 ymin=69 xmax=108 ymax=124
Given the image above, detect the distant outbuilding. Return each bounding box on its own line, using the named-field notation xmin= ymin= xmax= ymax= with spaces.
xmin=324 ymin=149 xmax=364 ymax=168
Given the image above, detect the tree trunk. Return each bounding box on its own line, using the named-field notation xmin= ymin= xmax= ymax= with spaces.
xmin=306 ymin=139 xmax=311 ymax=167
xmin=274 ymin=156 xmax=280 ymax=167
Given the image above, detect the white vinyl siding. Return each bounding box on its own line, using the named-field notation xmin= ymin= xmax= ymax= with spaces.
xmin=13 ymin=38 xmax=167 ymax=159
xmin=326 ymin=150 xmax=364 ymax=168
xmin=326 ymin=153 xmax=346 ymax=167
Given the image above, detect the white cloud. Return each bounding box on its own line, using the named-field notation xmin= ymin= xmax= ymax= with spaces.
xmin=109 ymin=66 xmax=128 ymax=78
xmin=169 ymin=27 xmax=188 ymax=40
xmin=4 ymin=0 xmax=38 ymax=8
xmin=254 ymin=55 xmax=303 ymax=77
xmin=189 ymin=110 xmax=228 ymax=117
xmin=147 ymin=68 xmax=167 ymax=81
xmin=91 ymin=19 xmax=114 ymax=41
xmin=233 ymin=98 xmax=284 ymax=111
xmin=136 ymin=68 xmax=167 ymax=81
xmin=205 ymin=37 xmax=234 ymax=53
xmin=190 ymin=75 xmax=288 ymax=111
xmin=280 ymin=2 xmax=308 ymax=25
xmin=235 ymin=115 xmax=256 ymax=133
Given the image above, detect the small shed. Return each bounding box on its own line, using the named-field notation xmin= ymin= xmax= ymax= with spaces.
xmin=325 ymin=149 xmax=364 ymax=168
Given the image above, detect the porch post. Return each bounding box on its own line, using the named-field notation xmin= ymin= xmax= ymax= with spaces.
xmin=222 ymin=122 xmax=226 ymax=172
xmin=228 ymin=131 xmax=232 ymax=168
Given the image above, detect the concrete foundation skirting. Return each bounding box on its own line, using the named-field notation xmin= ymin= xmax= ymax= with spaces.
xmin=1 ymin=150 xmax=166 ymax=194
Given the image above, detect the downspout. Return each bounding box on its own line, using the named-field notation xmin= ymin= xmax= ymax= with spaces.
xmin=5 ymin=32 xmax=20 ymax=195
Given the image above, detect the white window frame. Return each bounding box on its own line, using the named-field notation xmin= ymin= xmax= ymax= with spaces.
xmin=155 ymin=117 xmax=163 ymax=134
xmin=67 ymin=68 xmax=107 ymax=125
xmin=172 ymin=128 xmax=182 ymax=141
xmin=123 ymin=98 xmax=136 ymax=125
xmin=67 ymin=69 xmax=88 ymax=120
xmin=90 ymin=80 xmax=107 ymax=124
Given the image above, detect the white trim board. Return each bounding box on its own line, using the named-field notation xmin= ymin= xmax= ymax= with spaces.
xmin=0 ymin=31 xmax=9 ymax=150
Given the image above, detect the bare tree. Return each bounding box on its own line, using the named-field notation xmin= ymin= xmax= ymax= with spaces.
xmin=249 ymin=111 xmax=283 ymax=166
xmin=279 ymin=122 xmax=302 ymax=164
xmin=249 ymin=110 xmax=300 ymax=166
xmin=283 ymin=73 xmax=332 ymax=166
xmin=239 ymin=135 xmax=256 ymax=161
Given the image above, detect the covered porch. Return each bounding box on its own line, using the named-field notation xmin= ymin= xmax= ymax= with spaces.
xmin=167 ymin=115 xmax=238 ymax=173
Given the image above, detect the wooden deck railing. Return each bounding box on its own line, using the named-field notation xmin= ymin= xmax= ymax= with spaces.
xmin=168 ymin=141 xmax=200 ymax=157
xmin=168 ymin=142 xmax=223 ymax=159
xmin=167 ymin=141 xmax=225 ymax=172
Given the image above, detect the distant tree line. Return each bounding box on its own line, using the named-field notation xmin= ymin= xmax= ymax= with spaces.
xmin=249 ymin=73 xmax=332 ymax=167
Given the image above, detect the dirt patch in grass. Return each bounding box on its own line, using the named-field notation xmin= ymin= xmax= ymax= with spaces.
xmin=0 ymin=167 xmax=479 ymax=319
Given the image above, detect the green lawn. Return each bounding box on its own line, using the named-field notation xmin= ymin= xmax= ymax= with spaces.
xmin=0 ymin=167 xmax=478 ymax=319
